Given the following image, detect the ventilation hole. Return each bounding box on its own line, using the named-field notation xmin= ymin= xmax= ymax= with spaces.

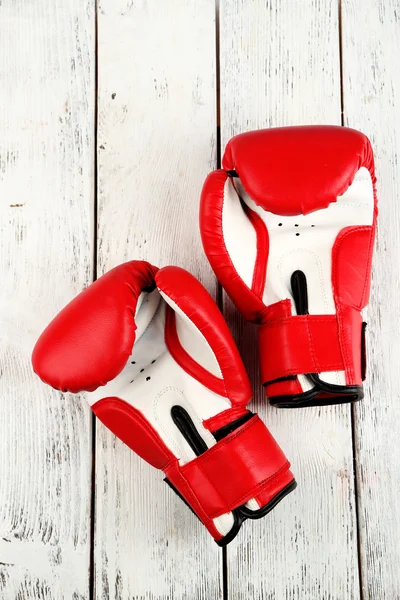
xmin=294 ymin=224 xmax=299 ymax=227
xmin=140 ymin=368 xmax=144 ymax=372
xmin=296 ymin=233 xmax=300 ymax=236
xmin=311 ymin=225 xmax=315 ymax=227
xmin=151 ymin=360 xmax=156 ymax=364
xmin=278 ymin=223 xmax=282 ymax=226
xmin=146 ymin=376 xmax=151 ymax=381
xmin=130 ymin=380 xmax=134 ymax=384
xmin=131 ymin=361 xmax=136 ymax=364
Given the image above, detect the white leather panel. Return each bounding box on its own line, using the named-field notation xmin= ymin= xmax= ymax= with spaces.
xmin=213 ymin=513 xmax=235 ymax=537
xmin=246 ymin=498 xmax=261 ymax=510
xmin=89 ymin=321 xmax=231 ymax=463
xmin=159 ymin=290 xmax=223 ymax=378
xmin=222 ymin=178 xmax=257 ymax=288
xmin=236 ymin=167 xmax=374 ymax=388
xmin=87 ymin=297 xmax=167 ymax=407
xmin=88 ymin=293 xmax=256 ymax=535
xmin=134 ymin=289 xmax=162 ymax=343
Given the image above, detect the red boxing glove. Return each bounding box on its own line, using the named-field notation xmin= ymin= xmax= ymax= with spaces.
xmin=32 ymin=261 xmax=295 ymax=544
xmin=200 ymin=126 xmax=377 ymax=408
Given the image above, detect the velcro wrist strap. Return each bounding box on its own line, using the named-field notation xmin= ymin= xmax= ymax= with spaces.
xmin=259 ymin=314 xmax=344 ymax=384
xmin=165 ymin=415 xmax=289 ymax=521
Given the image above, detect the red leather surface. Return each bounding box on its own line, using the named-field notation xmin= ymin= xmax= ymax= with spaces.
xmin=32 ymin=258 xmax=293 ymax=539
xmin=258 ymin=314 xmax=344 ymax=384
xmin=200 ymin=169 xmax=267 ymax=323
xmin=223 ymin=125 xmax=376 ymax=215
xmin=93 ymin=397 xmax=175 ymax=469
xmin=243 ymin=201 xmax=269 ymax=298
xmin=332 ymin=226 xmax=375 ymax=311
xmin=93 ymin=399 xmax=292 ymax=541
xmin=200 ymin=126 xmax=378 ymax=402
xmin=163 ymin=461 xmax=223 ymax=540
xmin=156 ymin=266 xmax=252 ymax=406
xmin=336 ymin=306 xmax=363 ymax=385
xmin=254 ymin=467 xmax=295 ymax=507
xmin=164 ymin=305 xmax=227 ymax=397
xmin=331 ymin=226 xmax=376 ymax=385
xmin=266 ymin=378 xmax=303 ymax=398
xmin=203 ymin=406 xmax=250 ymax=432
xmin=32 ymin=261 xmax=158 ymax=393
xmin=93 ymin=396 xmax=221 ymax=541
xmin=165 ymin=415 xmax=293 ymax=519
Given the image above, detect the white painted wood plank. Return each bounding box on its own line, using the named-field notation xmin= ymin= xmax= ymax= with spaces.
xmin=0 ymin=1 xmax=95 ymax=599
xmin=342 ymin=1 xmax=400 ymax=597
xmin=219 ymin=1 xmax=360 ymax=598
xmin=96 ymin=1 xmax=221 ymax=598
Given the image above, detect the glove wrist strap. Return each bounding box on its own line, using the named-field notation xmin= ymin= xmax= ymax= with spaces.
xmin=164 ymin=415 xmax=292 ymax=539
xmin=259 ymin=306 xmax=366 ymax=407
xmin=259 ymin=313 xmax=345 ymax=384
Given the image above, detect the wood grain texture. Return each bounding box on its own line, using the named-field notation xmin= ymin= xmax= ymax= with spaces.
xmin=96 ymin=1 xmax=221 ymax=598
xmin=2 ymin=1 xmax=398 ymax=597
xmin=0 ymin=1 xmax=95 ymax=598
xmin=219 ymin=1 xmax=360 ymax=598
xmin=342 ymin=1 xmax=400 ymax=597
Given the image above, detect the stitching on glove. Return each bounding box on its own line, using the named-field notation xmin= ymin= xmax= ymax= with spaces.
xmin=98 ymin=397 xmax=176 ymax=470
xmin=181 ymin=414 xmax=259 ymax=468
xmin=268 ymin=363 xmax=344 ymax=378
xmin=153 ymin=386 xmax=216 ymax=460
xmin=361 ymin=226 xmax=375 ymax=308
xmin=332 ymin=225 xmax=373 ymax=311
xmin=166 ymin=462 xmax=217 ymax=532
xmin=305 ymin=314 xmax=319 ymax=373
xmin=208 ymin=461 xmax=291 ymax=518
xmin=262 ymin=315 xmax=338 ymax=326
xmin=276 ymin=248 xmax=329 ymax=313
xmin=332 ymin=225 xmax=374 ymax=382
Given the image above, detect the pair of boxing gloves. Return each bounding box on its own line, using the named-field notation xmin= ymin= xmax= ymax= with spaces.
xmin=32 ymin=126 xmax=377 ymax=545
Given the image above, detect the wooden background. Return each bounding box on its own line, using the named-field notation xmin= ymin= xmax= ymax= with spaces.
xmin=0 ymin=0 xmax=399 ymax=598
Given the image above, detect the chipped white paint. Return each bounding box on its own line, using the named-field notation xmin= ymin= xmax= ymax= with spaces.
xmin=219 ymin=1 xmax=360 ymax=598
xmin=1 ymin=0 xmax=399 ymax=598
xmin=342 ymin=1 xmax=400 ymax=598
xmin=0 ymin=1 xmax=95 ymax=598
xmin=96 ymin=1 xmax=221 ymax=599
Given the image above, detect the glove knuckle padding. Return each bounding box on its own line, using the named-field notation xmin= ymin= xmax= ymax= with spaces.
xmin=200 ymin=170 xmax=267 ymax=322
xmin=155 ymin=265 xmax=252 ymax=405
xmin=222 ymin=125 xmax=376 ymax=215
xmin=32 ymin=259 xmax=295 ymax=544
xmin=32 ymin=260 xmax=159 ymax=393
xmin=200 ymin=125 xmax=378 ymax=408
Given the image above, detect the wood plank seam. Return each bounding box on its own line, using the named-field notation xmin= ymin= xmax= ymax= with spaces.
xmin=339 ymin=1 xmax=365 ymax=596
xmin=90 ymin=2 xmax=99 ymax=600
xmin=219 ymin=1 xmax=360 ymax=597
xmin=215 ymin=2 xmax=228 ymax=599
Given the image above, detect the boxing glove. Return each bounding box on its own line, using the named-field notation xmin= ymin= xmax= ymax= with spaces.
xmin=200 ymin=126 xmax=377 ymax=408
xmin=32 ymin=260 xmax=296 ymax=545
